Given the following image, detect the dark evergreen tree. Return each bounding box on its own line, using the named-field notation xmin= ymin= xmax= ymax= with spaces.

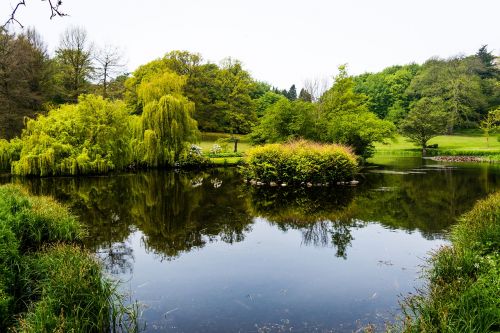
xmin=287 ymin=84 xmax=297 ymax=101
xmin=298 ymin=88 xmax=313 ymax=102
xmin=475 ymin=45 xmax=498 ymax=79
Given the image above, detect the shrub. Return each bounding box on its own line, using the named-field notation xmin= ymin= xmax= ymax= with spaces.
xmin=244 ymin=140 xmax=358 ymax=184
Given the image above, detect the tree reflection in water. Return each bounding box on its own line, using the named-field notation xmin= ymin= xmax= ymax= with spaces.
xmin=3 ymin=159 xmax=498 ymax=268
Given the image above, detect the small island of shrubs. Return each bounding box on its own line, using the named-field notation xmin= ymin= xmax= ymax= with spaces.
xmin=244 ymin=140 xmax=358 ymax=186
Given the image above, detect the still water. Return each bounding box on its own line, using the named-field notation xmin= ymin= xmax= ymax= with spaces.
xmin=2 ymin=157 xmax=499 ymax=332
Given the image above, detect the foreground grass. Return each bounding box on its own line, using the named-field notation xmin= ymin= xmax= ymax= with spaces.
xmin=0 ymin=185 xmax=136 ymax=332
xmin=375 ymin=132 xmax=500 ymax=160
xmin=394 ymin=192 xmax=500 ymax=332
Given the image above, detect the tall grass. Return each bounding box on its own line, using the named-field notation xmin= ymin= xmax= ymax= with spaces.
xmin=244 ymin=140 xmax=358 ymax=184
xmin=0 ymin=184 xmax=138 ymax=332
xmin=396 ymin=192 xmax=500 ymax=332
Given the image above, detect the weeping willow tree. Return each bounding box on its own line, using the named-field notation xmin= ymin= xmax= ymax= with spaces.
xmin=136 ymin=71 xmax=199 ymax=167
xmin=11 ymin=95 xmax=132 ymax=176
xmin=0 ymin=138 xmax=22 ymax=171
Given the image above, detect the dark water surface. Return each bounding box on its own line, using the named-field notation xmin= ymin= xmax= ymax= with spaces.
xmin=2 ymin=157 xmax=499 ymax=332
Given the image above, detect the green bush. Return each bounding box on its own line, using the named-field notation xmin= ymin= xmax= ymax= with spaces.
xmin=398 ymin=192 xmax=500 ymax=333
xmin=244 ymin=140 xmax=358 ymax=184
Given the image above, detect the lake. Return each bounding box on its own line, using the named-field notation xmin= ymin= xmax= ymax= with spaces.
xmin=2 ymin=157 xmax=499 ymax=332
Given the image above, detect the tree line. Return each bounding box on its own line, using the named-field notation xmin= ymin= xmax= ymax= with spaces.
xmin=0 ymin=25 xmax=499 ymax=173
xmin=0 ymin=26 xmax=126 ymax=139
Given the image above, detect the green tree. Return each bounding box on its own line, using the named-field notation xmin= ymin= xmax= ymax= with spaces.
xmin=475 ymin=45 xmax=499 ymax=79
xmin=399 ymin=97 xmax=449 ymax=155
xmin=319 ymin=65 xmax=395 ymax=158
xmin=212 ymin=58 xmax=258 ymax=134
xmin=255 ymin=91 xmax=283 ymax=117
xmin=54 ymin=26 xmax=94 ymax=103
xmin=250 ymin=98 xmax=315 ymax=144
xmin=354 ymin=64 xmax=419 ymax=120
xmin=287 ymin=84 xmax=297 ymax=101
xmin=11 ymin=95 xmax=132 ymax=176
xmin=407 ymin=57 xmax=487 ymax=131
xmin=479 ymin=108 xmax=500 ymax=147
xmin=0 ymin=28 xmax=55 ymax=138
xmin=136 ymin=71 xmax=199 ymax=167
xmin=298 ymin=88 xmax=312 ymax=102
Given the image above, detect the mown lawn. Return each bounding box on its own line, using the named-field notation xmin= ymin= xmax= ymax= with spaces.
xmin=198 ymin=132 xmax=252 ymax=154
xmin=375 ymin=130 xmax=500 ymax=155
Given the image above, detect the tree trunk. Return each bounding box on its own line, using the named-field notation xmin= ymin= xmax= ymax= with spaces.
xmin=233 ymin=139 xmax=238 ymax=153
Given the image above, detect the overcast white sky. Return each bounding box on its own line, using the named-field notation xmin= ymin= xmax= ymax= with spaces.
xmin=2 ymin=0 xmax=499 ymax=89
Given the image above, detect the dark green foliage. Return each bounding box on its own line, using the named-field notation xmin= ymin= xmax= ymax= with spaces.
xmin=0 ymin=29 xmax=56 ymax=139
xmin=250 ymin=98 xmax=316 ymax=144
xmin=353 ymin=64 xmax=420 ymax=120
xmin=286 ymin=84 xmax=297 ymax=101
xmin=244 ymin=140 xmax=358 ymax=184
xmin=298 ymin=88 xmax=312 ymax=102
xmin=399 ymin=192 xmax=500 ymax=332
xmin=475 ymin=45 xmax=499 ymax=80
xmin=407 ymin=57 xmax=489 ymax=131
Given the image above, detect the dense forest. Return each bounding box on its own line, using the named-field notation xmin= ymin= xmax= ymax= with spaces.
xmin=0 ymin=26 xmax=499 ymax=174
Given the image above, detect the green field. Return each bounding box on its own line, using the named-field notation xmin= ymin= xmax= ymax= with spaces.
xmin=200 ymin=131 xmax=500 ymax=164
xmin=374 ymin=131 xmax=500 ymax=157
xmin=199 ymin=132 xmax=252 ymax=154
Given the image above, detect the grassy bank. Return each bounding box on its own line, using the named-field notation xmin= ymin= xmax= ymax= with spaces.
xmin=0 ymin=185 xmax=135 ymax=332
xmin=374 ymin=132 xmax=500 ymax=161
xmin=395 ymin=192 xmax=500 ymax=332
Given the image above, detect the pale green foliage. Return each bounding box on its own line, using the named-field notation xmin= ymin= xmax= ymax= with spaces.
xmin=479 ymin=108 xmax=500 ymax=146
xmin=136 ymin=73 xmax=199 ymax=167
xmin=11 ymin=95 xmax=131 ymax=176
xmin=0 ymin=138 xmax=22 ymax=170
xmin=245 ymin=140 xmax=358 ymax=183
xmin=399 ymin=97 xmax=449 ymax=152
xmin=7 ymin=69 xmax=200 ymax=174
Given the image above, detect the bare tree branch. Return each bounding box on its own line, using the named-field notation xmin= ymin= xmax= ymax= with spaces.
xmin=3 ymin=0 xmax=67 ymax=29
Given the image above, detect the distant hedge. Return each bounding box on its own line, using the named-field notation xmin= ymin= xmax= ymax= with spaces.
xmin=244 ymin=140 xmax=358 ymax=184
